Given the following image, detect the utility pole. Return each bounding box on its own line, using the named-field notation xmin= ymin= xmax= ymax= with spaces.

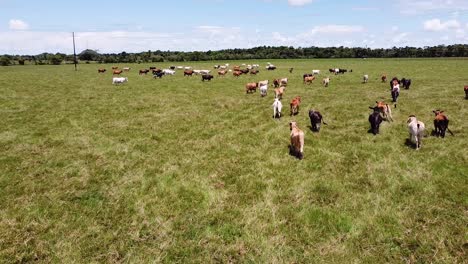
xmin=72 ymin=32 xmax=77 ymax=71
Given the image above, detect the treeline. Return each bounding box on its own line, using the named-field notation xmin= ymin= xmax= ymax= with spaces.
xmin=2 ymin=44 xmax=468 ymax=65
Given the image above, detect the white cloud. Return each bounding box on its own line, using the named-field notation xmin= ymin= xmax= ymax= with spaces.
xmin=9 ymin=19 xmax=29 ymax=30
xmin=423 ymin=19 xmax=460 ymax=31
xmin=307 ymin=25 xmax=365 ymax=35
xmin=288 ymin=0 xmax=313 ymax=6
xmin=399 ymin=0 xmax=468 ymax=14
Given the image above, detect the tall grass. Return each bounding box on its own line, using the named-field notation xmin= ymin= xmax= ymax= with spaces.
xmin=0 ymin=58 xmax=466 ymax=263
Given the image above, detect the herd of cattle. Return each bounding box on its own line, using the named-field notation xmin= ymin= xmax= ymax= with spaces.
xmin=98 ymin=63 xmax=463 ymax=160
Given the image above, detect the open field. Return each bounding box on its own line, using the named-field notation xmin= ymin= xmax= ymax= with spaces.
xmin=0 ymin=58 xmax=467 ymax=263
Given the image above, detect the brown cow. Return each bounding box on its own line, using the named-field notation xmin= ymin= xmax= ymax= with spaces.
xmin=304 ymin=76 xmax=315 ymax=84
xmin=218 ymin=70 xmax=227 ymax=76
xmin=376 ymin=101 xmax=393 ymax=121
xmin=250 ymin=69 xmax=259 ymax=75
xmin=98 ymin=69 xmax=106 ymax=73
xmin=112 ymin=66 xmax=118 ymax=70
xmin=184 ymin=69 xmax=194 ymax=76
xmin=233 ymin=71 xmax=242 ymax=77
xmin=289 ymin=121 xmax=305 ymax=160
xmin=274 ymin=86 xmax=285 ymax=99
xmin=245 ymin=82 xmax=258 ymax=94
xmin=139 ymin=69 xmax=149 ymax=75
xmin=433 ymin=110 xmax=452 ymax=138
xmin=113 ymin=70 xmax=123 ymax=75
xmin=290 ymin=96 xmax=301 ymax=116
xmin=381 ymin=74 xmax=387 ymax=83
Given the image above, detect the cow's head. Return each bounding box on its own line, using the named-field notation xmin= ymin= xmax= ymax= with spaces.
xmin=289 ymin=121 xmax=297 ymax=131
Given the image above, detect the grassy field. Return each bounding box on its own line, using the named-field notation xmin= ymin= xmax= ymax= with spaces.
xmin=0 ymin=58 xmax=467 ymax=263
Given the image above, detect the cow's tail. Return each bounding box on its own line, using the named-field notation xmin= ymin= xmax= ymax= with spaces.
xmin=447 ymin=127 xmax=455 ymax=136
xmin=322 ymin=119 xmax=328 ymax=126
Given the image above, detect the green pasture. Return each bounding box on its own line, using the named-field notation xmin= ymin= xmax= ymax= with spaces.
xmin=0 ymin=58 xmax=467 ymax=263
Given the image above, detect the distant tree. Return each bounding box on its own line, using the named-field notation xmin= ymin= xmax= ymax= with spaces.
xmin=0 ymin=56 xmax=11 ymax=66
xmin=49 ymin=55 xmax=62 ymax=65
xmin=79 ymin=49 xmax=99 ymax=61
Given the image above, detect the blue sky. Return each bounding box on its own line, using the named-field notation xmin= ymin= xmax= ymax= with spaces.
xmin=1 ymin=0 xmax=468 ymax=54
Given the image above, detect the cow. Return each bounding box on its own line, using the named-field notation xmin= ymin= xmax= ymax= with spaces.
xmin=153 ymin=72 xmax=164 ymax=78
xmin=433 ymin=110 xmax=452 ymax=138
xmin=368 ymin=106 xmax=383 ymax=135
xmin=401 ymin=78 xmax=412 ymax=89
xmin=162 ymin=69 xmax=175 ymax=75
xmin=111 ymin=66 xmax=118 ymax=70
xmin=152 ymin=68 xmax=162 ymax=74
xmin=289 ymin=68 xmax=294 ymax=73
xmin=322 ymin=77 xmax=330 ymax=87
xmin=329 ymin=68 xmax=335 ymax=73
xmin=218 ymin=70 xmax=227 ymax=76
xmin=334 ymin=68 xmax=340 ymax=75
xmin=184 ymin=66 xmax=192 ymax=70
xmin=170 ymin=66 xmax=176 ymax=70
xmin=308 ymin=110 xmax=326 ymax=132
xmin=389 ymin=77 xmax=400 ymax=90
xmin=250 ymin=69 xmax=259 ymax=75
xmin=407 ymin=115 xmax=425 ymax=150
xmin=391 ymin=79 xmax=400 ymax=103
xmin=245 ymin=82 xmax=258 ymax=93
xmin=259 ymin=80 xmax=268 ymax=97
xmin=149 ymin=67 xmax=156 ymax=70
xmin=312 ymin=70 xmax=320 ymax=75
xmin=272 ymin=98 xmax=282 ymax=119
xmin=279 ymin=78 xmax=288 ymax=86
xmin=376 ymin=101 xmax=393 ymax=121
xmin=266 ymin=65 xmax=276 ymax=70
xmin=201 ymin=74 xmax=214 ymax=81
xmin=338 ymin=68 xmax=347 ymax=74
xmin=98 ymin=69 xmax=106 ymax=73
xmin=112 ymin=77 xmax=128 ymax=85
xmin=139 ymin=69 xmax=149 ymax=75
xmin=273 ymin=79 xmax=280 ymax=88
xmin=274 ymin=86 xmax=285 ymax=100
xmin=123 ymin=67 xmax=130 ymax=71
xmin=200 ymin=70 xmax=211 ymax=75
xmin=304 ymin=76 xmax=315 ymax=84
xmin=289 ymin=121 xmax=305 ymax=160
xmin=363 ymin=75 xmax=369 ymax=83
xmin=303 ymin=73 xmax=313 ymax=81
xmin=240 ymin=69 xmax=249 ymax=74
xmin=233 ymin=66 xmax=241 ymax=71
xmin=290 ymin=96 xmax=301 ymax=116
xmin=113 ymin=70 xmax=123 ymax=75
xmin=184 ymin=69 xmax=194 ymax=76
xmin=233 ymin=71 xmax=242 ymax=77
xmin=381 ymin=74 xmax=387 ymax=83
xmin=465 ymin=86 xmax=468 ymax=99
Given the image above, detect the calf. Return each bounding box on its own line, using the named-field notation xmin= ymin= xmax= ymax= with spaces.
xmin=401 ymin=78 xmax=411 ymax=89
xmin=184 ymin=69 xmax=193 ymax=76
xmin=363 ymin=74 xmax=369 ymax=83
xmin=201 ymin=74 xmax=214 ymax=81
xmin=381 ymin=74 xmax=387 ymax=83
xmin=274 ymin=86 xmax=285 ymax=100
xmin=304 ymin=76 xmax=315 ymax=84
xmin=407 ymin=115 xmax=425 ymax=150
xmin=368 ymin=106 xmax=383 ymax=135
xmin=272 ymin=98 xmax=282 ymax=119
xmin=391 ymin=79 xmax=400 ymax=103
xmin=245 ymin=82 xmax=258 ymax=93
xmin=233 ymin=71 xmax=242 ymax=77
xmin=153 ymin=72 xmax=164 ymax=78
xmin=376 ymin=101 xmax=393 ymax=121
xmin=113 ymin=70 xmax=123 ymax=75
xmin=303 ymin=73 xmax=313 ymax=81
xmin=308 ymin=110 xmax=326 ymax=132
xmin=250 ymin=69 xmax=259 ymax=75
xmin=290 ymin=96 xmax=301 ymax=116
xmin=218 ymin=70 xmax=227 ymax=76
xmin=289 ymin=121 xmax=305 ymax=160
xmin=139 ymin=69 xmax=149 ymax=75
xmin=322 ymin=77 xmax=330 ymax=87
xmin=273 ymin=79 xmax=280 ymax=88
xmin=98 ymin=68 xmax=106 ymax=73
xmin=259 ymin=80 xmax=268 ymax=97
xmin=112 ymin=77 xmax=128 ymax=85
xmin=433 ymin=110 xmax=451 ymax=138
xmin=163 ymin=69 xmax=175 ymax=75
xmin=312 ymin=70 xmax=320 ymax=75
xmin=111 ymin=66 xmax=118 ymax=70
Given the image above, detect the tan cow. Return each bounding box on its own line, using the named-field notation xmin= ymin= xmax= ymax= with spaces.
xmin=289 ymin=121 xmax=305 ymax=159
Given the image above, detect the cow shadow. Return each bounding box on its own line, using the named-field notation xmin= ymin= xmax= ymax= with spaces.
xmin=404 ymin=138 xmax=416 ymax=149
xmin=307 ymin=125 xmax=319 ymax=133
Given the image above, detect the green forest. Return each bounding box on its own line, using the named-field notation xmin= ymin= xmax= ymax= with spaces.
xmin=2 ymin=44 xmax=468 ymax=65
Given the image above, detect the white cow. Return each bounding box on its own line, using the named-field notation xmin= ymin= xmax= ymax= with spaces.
xmin=312 ymin=70 xmax=320 ymax=75
xmin=199 ymin=70 xmax=211 ymax=75
xmin=272 ymin=98 xmax=282 ymax=118
xmin=363 ymin=74 xmax=369 ymax=83
xmin=260 ymin=84 xmax=268 ymax=97
xmin=112 ymin=77 xmax=128 ymax=84
xmin=407 ymin=115 xmax=425 ymax=150
xmin=162 ymin=69 xmax=175 ymax=75
xmin=184 ymin=66 xmax=192 ymax=70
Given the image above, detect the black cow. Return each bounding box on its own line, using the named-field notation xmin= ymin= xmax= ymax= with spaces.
xmin=338 ymin=68 xmax=347 ymax=74
xmin=368 ymin=106 xmax=383 ymax=135
xmin=308 ymin=110 xmax=326 ymax=132
xmin=169 ymin=66 xmax=176 ymax=70
xmin=201 ymin=74 xmax=214 ymax=81
xmin=401 ymin=78 xmax=412 ymax=89
xmin=153 ymin=72 xmax=164 ymax=78
xmin=267 ymin=65 xmax=276 ymax=70
xmin=465 ymin=86 xmax=468 ymax=99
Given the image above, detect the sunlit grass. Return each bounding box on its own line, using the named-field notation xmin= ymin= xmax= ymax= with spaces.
xmin=0 ymin=58 xmax=467 ymax=263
